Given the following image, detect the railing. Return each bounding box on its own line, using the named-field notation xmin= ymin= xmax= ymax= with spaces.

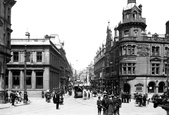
xmin=119 ymin=34 xmax=169 ymax=43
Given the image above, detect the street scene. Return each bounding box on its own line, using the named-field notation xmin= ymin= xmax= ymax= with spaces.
xmin=1 ymin=0 xmax=169 ymax=115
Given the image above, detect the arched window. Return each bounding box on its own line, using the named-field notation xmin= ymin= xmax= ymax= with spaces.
xmin=133 ymin=11 xmax=137 ymax=20
xmin=126 ymin=13 xmax=130 ymax=19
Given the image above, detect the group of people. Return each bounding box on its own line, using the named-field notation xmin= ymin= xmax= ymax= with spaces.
xmin=121 ymin=92 xmax=131 ymax=103
xmin=8 ymin=90 xmax=28 ymax=106
xmin=83 ymin=89 xmax=91 ymax=100
xmin=134 ymin=93 xmax=149 ymax=106
xmin=43 ymin=89 xmax=64 ymax=110
xmin=97 ymin=94 xmax=122 ymax=115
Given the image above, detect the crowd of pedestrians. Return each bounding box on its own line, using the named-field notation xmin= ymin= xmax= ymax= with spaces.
xmin=97 ymin=92 xmax=122 ymax=115
xmin=134 ymin=93 xmax=149 ymax=107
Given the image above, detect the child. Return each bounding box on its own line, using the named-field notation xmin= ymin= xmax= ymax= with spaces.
xmin=97 ymin=96 xmax=102 ymax=115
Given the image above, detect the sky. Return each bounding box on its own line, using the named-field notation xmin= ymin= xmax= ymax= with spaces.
xmin=11 ymin=0 xmax=169 ymax=71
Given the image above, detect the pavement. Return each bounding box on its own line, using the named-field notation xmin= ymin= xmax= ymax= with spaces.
xmin=0 ymin=94 xmax=167 ymax=115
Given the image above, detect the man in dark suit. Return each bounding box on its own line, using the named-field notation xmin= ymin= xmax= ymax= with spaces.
xmin=53 ymin=90 xmax=60 ymax=109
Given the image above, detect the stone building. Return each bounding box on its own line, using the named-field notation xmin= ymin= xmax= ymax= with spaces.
xmin=94 ymin=0 xmax=169 ymax=96
xmin=0 ymin=0 xmax=16 ymax=103
xmin=6 ymin=35 xmax=72 ymax=96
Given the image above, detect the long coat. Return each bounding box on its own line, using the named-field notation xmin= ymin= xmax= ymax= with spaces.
xmin=53 ymin=93 xmax=60 ymax=104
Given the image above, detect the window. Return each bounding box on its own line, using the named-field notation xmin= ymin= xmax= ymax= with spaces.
xmin=122 ymin=63 xmax=135 ymax=75
xmin=151 ymin=63 xmax=160 ymax=75
xmin=13 ymin=52 xmax=19 ymax=62
xmin=5 ymin=70 xmax=9 ymax=88
xmin=26 ymin=71 xmax=32 ymax=89
xmin=165 ymin=64 xmax=168 ymax=74
xmin=37 ymin=52 xmax=42 ymax=62
xmin=124 ymin=30 xmax=129 ymax=37
xmin=26 ymin=51 xmax=30 ymax=62
xmin=122 ymin=45 xmax=135 ymax=55
xmin=134 ymin=29 xmax=138 ymax=36
xmin=152 ymin=46 xmax=159 ymax=56
xmin=12 ymin=71 xmax=20 ymax=88
xmin=126 ymin=13 xmax=130 ymax=19
xmin=133 ymin=11 xmax=137 ymax=20
xmin=165 ymin=47 xmax=169 ymax=56
xmin=36 ymin=71 xmax=43 ymax=89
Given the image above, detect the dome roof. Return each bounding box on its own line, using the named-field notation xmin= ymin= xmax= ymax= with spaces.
xmin=123 ymin=3 xmax=136 ymax=10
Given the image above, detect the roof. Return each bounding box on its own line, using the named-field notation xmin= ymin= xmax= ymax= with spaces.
xmin=123 ymin=3 xmax=136 ymax=10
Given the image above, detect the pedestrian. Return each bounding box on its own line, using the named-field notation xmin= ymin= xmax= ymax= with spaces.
xmin=10 ymin=90 xmax=16 ymax=106
xmin=114 ymin=96 xmax=122 ymax=115
xmin=107 ymin=95 xmax=115 ymax=115
xmin=97 ymin=96 xmax=102 ymax=115
xmin=53 ymin=90 xmax=60 ymax=109
xmin=102 ymin=94 xmax=109 ymax=115
xmin=24 ymin=91 xmax=28 ymax=103
xmin=42 ymin=91 xmax=44 ymax=98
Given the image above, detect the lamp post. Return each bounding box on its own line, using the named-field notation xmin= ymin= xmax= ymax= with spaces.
xmin=23 ymin=32 xmax=30 ymax=103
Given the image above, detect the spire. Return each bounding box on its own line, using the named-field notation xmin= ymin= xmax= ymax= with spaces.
xmin=106 ymin=21 xmax=110 ymax=33
xmin=128 ymin=0 xmax=136 ymax=4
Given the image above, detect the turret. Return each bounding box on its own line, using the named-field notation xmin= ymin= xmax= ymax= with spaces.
xmin=166 ymin=21 xmax=169 ymax=35
xmin=128 ymin=0 xmax=136 ymax=4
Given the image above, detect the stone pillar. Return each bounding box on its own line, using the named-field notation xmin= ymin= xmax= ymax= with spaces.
xmin=8 ymin=70 xmax=12 ymax=89
xmin=20 ymin=70 xmax=24 ymax=90
xmin=32 ymin=70 xmax=36 ymax=89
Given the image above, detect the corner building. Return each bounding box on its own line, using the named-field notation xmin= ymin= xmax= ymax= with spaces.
xmin=111 ymin=0 xmax=169 ymax=96
xmin=6 ymin=36 xmax=71 ymax=96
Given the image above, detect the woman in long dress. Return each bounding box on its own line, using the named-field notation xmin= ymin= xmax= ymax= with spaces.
xmin=107 ymin=96 xmax=115 ymax=115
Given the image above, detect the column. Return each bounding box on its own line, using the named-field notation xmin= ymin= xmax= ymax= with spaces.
xmin=8 ymin=70 xmax=12 ymax=89
xmin=32 ymin=70 xmax=36 ymax=89
xmin=20 ymin=70 xmax=24 ymax=90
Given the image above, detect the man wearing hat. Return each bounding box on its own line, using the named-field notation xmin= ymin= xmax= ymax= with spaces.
xmin=10 ymin=90 xmax=16 ymax=106
xmin=53 ymin=88 xmax=60 ymax=109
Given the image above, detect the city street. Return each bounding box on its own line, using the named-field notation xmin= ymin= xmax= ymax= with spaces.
xmin=0 ymin=94 xmax=167 ymax=115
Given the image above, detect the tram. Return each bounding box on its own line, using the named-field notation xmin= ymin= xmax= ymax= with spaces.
xmin=74 ymin=85 xmax=83 ymax=98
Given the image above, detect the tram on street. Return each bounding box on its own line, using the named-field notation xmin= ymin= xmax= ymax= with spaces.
xmin=74 ymin=85 xmax=83 ymax=98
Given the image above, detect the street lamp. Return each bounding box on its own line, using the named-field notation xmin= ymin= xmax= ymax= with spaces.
xmin=23 ymin=32 xmax=30 ymax=103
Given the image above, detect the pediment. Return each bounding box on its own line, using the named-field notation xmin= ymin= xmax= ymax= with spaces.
xmin=131 ymin=5 xmax=141 ymax=13
xmin=135 ymin=83 xmax=143 ymax=87
xmin=150 ymin=57 xmax=161 ymax=62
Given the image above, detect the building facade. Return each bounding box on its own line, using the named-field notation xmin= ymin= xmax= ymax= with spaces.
xmin=0 ymin=0 xmax=16 ymax=103
xmin=6 ymin=35 xmax=72 ymax=96
xmin=94 ymin=0 xmax=169 ymax=96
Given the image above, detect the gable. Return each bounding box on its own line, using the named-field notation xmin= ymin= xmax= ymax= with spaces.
xmin=150 ymin=57 xmax=161 ymax=62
